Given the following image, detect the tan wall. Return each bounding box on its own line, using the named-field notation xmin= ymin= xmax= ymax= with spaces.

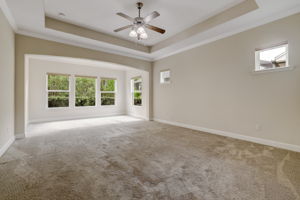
xmin=153 ymin=13 xmax=300 ymax=147
xmin=15 ymin=34 xmax=152 ymax=135
xmin=0 ymin=8 xmax=15 ymax=149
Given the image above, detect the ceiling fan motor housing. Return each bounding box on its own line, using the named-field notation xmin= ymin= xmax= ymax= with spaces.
xmin=134 ymin=17 xmax=144 ymax=25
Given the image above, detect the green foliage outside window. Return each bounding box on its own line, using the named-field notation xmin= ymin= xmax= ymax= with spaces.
xmin=101 ymin=79 xmax=115 ymax=91
xmin=75 ymin=77 xmax=96 ymax=107
xmin=48 ymin=92 xmax=69 ymax=107
xmin=48 ymin=74 xmax=69 ymax=90
xmin=133 ymin=92 xmax=142 ymax=106
xmin=101 ymin=79 xmax=116 ymax=106
xmin=47 ymin=75 xmax=117 ymax=107
xmin=101 ymin=93 xmax=115 ymax=105
xmin=48 ymin=74 xmax=69 ymax=108
xmin=131 ymin=77 xmax=142 ymax=106
xmin=132 ymin=77 xmax=142 ymax=106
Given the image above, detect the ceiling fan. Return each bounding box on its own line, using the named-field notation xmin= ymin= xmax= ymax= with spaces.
xmin=114 ymin=2 xmax=166 ymax=40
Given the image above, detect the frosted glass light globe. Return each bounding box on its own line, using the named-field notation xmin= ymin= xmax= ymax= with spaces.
xmin=140 ymin=32 xmax=148 ymax=39
xmin=129 ymin=30 xmax=137 ymax=37
xmin=137 ymin=26 xmax=145 ymax=34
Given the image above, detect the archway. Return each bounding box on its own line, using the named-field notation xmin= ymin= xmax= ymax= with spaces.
xmin=24 ymin=55 xmax=150 ymax=137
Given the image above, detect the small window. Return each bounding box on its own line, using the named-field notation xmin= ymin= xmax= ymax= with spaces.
xmin=47 ymin=74 xmax=70 ymax=108
xmin=160 ymin=70 xmax=171 ymax=84
xmin=100 ymin=78 xmax=116 ymax=106
xmin=255 ymin=43 xmax=288 ymax=71
xmin=75 ymin=76 xmax=96 ymax=107
xmin=131 ymin=77 xmax=142 ymax=106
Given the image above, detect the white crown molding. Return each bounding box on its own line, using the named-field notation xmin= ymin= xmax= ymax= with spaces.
xmin=16 ymin=29 xmax=154 ymax=62
xmin=0 ymin=0 xmax=17 ymax=31
xmin=153 ymin=118 xmax=300 ymax=153
xmin=0 ymin=136 xmax=15 ymax=157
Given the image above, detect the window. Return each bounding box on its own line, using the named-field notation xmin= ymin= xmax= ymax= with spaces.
xmin=47 ymin=74 xmax=70 ymax=108
xmin=255 ymin=43 xmax=289 ymax=71
xmin=75 ymin=76 xmax=96 ymax=107
xmin=160 ymin=70 xmax=171 ymax=84
xmin=100 ymin=78 xmax=116 ymax=106
xmin=131 ymin=77 xmax=142 ymax=106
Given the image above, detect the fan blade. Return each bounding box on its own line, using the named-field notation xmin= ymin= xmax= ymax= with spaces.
xmin=114 ymin=25 xmax=133 ymax=32
xmin=145 ymin=24 xmax=166 ymax=34
xmin=116 ymin=12 xmax=134 ymax=22
xmin=143 ymin=11 xmax=160 ymax=23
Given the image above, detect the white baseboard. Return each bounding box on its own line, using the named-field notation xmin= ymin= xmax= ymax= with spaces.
xmin=153 ymin=118 xmax=300 ymax=153
xmin=0 ymin=136 xmax=15 ymax=157
xmin=128 ymin=113 xmax=149 ymax=121
xmin=28 ymin=113 xmax=127 ymax=124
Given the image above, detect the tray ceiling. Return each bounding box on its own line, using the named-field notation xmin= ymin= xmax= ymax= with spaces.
xmin=45 ymin=0 xmax=245 ymax=46
xmin=3 ymin=0 xmax=300 ymax=60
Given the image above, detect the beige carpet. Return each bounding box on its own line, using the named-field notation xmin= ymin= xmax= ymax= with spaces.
xmin=0 ymin=116 xmax=299 ymax=200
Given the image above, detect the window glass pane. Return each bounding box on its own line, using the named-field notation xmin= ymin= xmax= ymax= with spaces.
xmin=134 ymin=82 xmax=142 ymax=91
xmin=101 ymin=93 xmax=115 ymax=105
xmin=133 ymin=78 xmax=142 ymax=91
xmin=160 ymin=70 xmax=170 ymax=83
xmin=258 ymin=45 xmax=287 ymax=70
xmin=48 ymin=74 xmax=69 ymax=90
xmin=48 ymin=92 xmax=69 ymax=107
xmin=131 ymin=77 xmax=142 ymax=106
xmin=75 ymin=77 xmax=96 ymax=107
xmin=134 ymin=92 xmax=142 ymax=106
xmin=100 ymin=79 xmax=115 ymax=91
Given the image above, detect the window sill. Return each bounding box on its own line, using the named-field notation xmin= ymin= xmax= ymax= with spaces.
xmin=253 ymin=66 xmax=294 ymax=74
xmin=74 ymin=106 xmax=97 ymax=108
xmin=160 ymin=82 xmax=171 ymax=85
xmin=46 ymin=107 xmax=70 ymax=110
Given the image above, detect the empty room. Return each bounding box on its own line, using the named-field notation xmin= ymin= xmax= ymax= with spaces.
xmin=0 ymin=0 xmax=300 ymax=199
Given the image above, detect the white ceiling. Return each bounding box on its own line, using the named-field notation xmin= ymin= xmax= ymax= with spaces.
xmin=44 ymin=0 xmax=244 ymax=46
xmin=2 ymin=0 xmax=300 ymax=61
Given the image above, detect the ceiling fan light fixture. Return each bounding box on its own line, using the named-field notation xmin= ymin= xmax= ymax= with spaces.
xmin=137 ymin=26 xmax=145 ymax=34
xmin=114 ymin=2 xmax=166 ymax=40
xmin=140 ymin=32 xmax=148 ymax=39
xmin=129 ymin=29 xmax=137 ymax=37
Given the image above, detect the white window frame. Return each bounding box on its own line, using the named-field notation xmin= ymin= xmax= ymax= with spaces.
xmin=100 ymin=78 xmax=117 ymax=106
xmin=131 ymin=77 xmax=142 ymax=106
xmin=160 ymin=69 xmax=171 ymax=84
xmin=74 ymin=75 xmax=97 ymax=108
xmin=255 ymin=42 xmax=290 ymax=73
xmin=46 ymin=73 xmax=71 ymax=109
